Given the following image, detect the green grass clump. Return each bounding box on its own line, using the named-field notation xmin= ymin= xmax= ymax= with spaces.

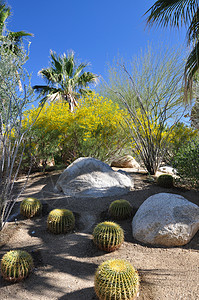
xmin=1 ymin=250 xmax=34 ymax=282
xmin=47 ymin=209 xmax=75 ymax=234
xmin=93 ymin=221 xmax=124 ymax=252
xmin=94 ymin=259 xmax=139 ymax=300
xmin=20 ymin=197 xmax=42 ymax=218
xmin=109 ymin=199 xmax=132 ymax=220
xmin=157 ymin=174 xmax=174 ymax=188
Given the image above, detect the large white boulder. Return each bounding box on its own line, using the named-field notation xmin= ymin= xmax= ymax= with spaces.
xmin=54 ymin=157 xmax=133 ymax=198
xmin=132 ymin=193 xmax=199 ymax=246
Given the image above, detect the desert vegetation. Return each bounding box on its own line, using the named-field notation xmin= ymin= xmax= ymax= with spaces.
xmin=0 ymin=1 xmax=199 ymax=300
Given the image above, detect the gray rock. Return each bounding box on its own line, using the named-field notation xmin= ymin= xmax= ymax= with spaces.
xmin=132 ymin=193 xmax=199 ymax=246
xmin=54 ymin=157 xmax=133 ymax=198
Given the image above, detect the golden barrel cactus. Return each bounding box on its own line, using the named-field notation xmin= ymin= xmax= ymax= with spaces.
xmin=157 ymin=174 xmax=174 ymax=188
xmin=47 ymin=208 xmax=75 ymax=234
xmin=94 ymin=259 xmax=139 ymax=300
xmin=20 ymin=197 xmax=42 ymax=218
xmin=1 ymin=250 xmax=34 ymax=282
xmin=109 ymin=199 xmax=132 ymax=220
xmin=93 ymin=221 xmax=124 ymax=252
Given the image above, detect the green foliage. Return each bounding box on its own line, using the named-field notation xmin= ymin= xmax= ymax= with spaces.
xmin=191 ymin=99 xmax=199 ymax=129
xmin=93 ymin=221 xmax=124 ymax=252
xmin=22 ymin=92 xmax=129 ymax=167
xmin=0 ymin=37 xmax=36 ymax=230
xmin=167 ymin=122 xmax=198 ymax=159
xmin=20 ymin=198 xmax=42 ymax=218
xmin=33 ymin=50 xmax=98 ymax=112
xmin=172 ymin=140 xmax=199 ymax=188
xmin=1 ymin=250 xmax=34 ymax=282
xmin=109 ymin=200 xmax=132 ymax=220
xmin=145 ymin=0 xmax=199 ymax=98
xmin=157 ymin=174 xmax=174 ymax=188
xmin=99 ymin=45 xmax=187 ymax=174
xmin=94 ymin=259 xmax=139 ymax=300
xmin=47 ymin=209 xmax=75 ymax=234
xmin=0 ymin=3 xmax=33 ymax=56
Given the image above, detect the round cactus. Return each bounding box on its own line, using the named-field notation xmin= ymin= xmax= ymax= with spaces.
xmin=157 ymin=174 xmax=174 ymax=188
xmin=47 ymin=209 xmax=75 ymax=234
xmin=109 ymin=199 xmax=132 ymax=220
xmin=94 ymin=259 xmax=139 ymax=300
xmin=1 ymin=250 xmax=34 ymax=282
xmin=93 ymin=221 xmax=124 ymax=252
xmin=20 ymin=197 xmax=42 ymax=218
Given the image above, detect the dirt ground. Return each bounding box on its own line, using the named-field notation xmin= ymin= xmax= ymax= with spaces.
xmin=0 ymin=168 xmax=199 ymax=300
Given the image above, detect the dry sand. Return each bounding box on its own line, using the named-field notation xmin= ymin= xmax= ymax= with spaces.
xmin=0 ymin=169 xmax=198 ymax=300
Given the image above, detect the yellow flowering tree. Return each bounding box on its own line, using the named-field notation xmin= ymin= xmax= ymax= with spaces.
xmin=22 ymin=92 xmax=129 ymax=168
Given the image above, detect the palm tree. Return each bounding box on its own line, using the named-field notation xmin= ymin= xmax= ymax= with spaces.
xmin=33 ymin=50 xmax=99 ymax=111
xmin=0 ymin=2 xmax=33 ymax=54
xmin=145 ymin=0 xmax=199 ymax=100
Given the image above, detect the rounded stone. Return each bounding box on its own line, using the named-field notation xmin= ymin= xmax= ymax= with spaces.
xmin=132 ymin=193 xmax=199 ymax=246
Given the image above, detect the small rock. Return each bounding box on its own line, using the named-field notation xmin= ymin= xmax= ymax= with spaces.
xmin=111 ymin=155 xmax=140 ymax=169
xmin=158 ymin=166 xmax=177 ymax=175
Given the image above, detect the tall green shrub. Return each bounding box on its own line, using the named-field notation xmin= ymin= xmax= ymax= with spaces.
xmin=99 ymin=46 xmax=188 ymax=174
xmin=172 ymin=140 xmax=199 ymax=188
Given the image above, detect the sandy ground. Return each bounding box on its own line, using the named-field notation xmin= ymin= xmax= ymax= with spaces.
xmin=0 ymin=169 xmax=199 ymax=300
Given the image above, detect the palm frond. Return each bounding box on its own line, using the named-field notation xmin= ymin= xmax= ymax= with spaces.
xmin=184 ymin=40 xmax=199 ymax=100
xmin=145 ymin=0 xmax=198 ymax=28
xmin=63 ymin=52 xmax=75 ymax=77
xmin=77 ymin=72 xmax=99 ymax=87
xmin=7 ymin=31 xmax=33 ymax=54
xmin=39 ymin=68 xmax=61 ymax=85
xmin=46 ymin=92 xmax=61 ymax=103
xmin=8 ymin=31 xmax=33 ymax=39
xmin=187 ymin=8 xmax=199 ymax=43
xmin=73 ymin=62 xmax=89 ymax=79
xmin=50 ymin=50 xmax=63 ymax=74
xmin=32 ymin=85 xmax=59 ymax=95
xmin=35 ymin=50 xmax=99 ymax=110
xmin=0 ymin=4 xmax=10 ymax=35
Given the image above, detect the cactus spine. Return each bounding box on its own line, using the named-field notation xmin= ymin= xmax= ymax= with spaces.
xmin=47 ymin=209 xmax=75 ymax=234
xmin=94 ymin=259 xmax=139 ymax=300
xmin=20 ymin=197 xmax=42 ymax=218
xmin=93 ymin=221 xmax=124 ymax=252
xmin=109 ymin=199 xmax=132 ymax=220
xmin=1 ymin=250 xmax=34 ymax=282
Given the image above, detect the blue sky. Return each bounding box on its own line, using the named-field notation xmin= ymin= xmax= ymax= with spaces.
xmin=6 ymin=0 xmax=187 ymax=88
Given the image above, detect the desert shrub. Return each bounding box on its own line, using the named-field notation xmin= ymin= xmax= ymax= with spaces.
xmin=20 ymin=198 xmax=42 ymax=218
xmin=157 ymin=174 xmax=174 ymax=188
xmin=47 ymin=209 xmax=75 ymax=234
xmin=94 ymin=259 xmax=139 ymax=300
xmin=171 ymin=140 xmax=199 ymax=188
xmin=93 ymin=221 xmax=124 ymax=252
xmin=0 ymin=38 xmax=37 ymax=230
xmin=165 ymin=122 xmax=198 ymax=162
xmin=99 ymin=46 xmax=188 ymax=175
xmin=109 ymin=199 xmax=132 ymax=220
xmin=22 ymin=92 xmax=129 ymax=167
xmin=1 ymin=250 xmax=34 ymax=282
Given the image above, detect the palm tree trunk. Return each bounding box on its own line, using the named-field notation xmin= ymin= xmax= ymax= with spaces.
xmin=66 ymin=93 xmax=78 ymax=112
